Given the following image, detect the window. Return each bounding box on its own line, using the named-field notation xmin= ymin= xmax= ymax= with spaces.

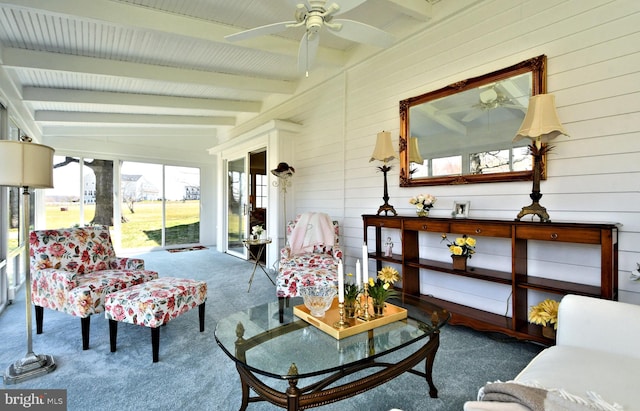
xmin=44 ymin=158 xmax=200 ymax=250
xmin=255 ymin=174 xmax=267 ymax=209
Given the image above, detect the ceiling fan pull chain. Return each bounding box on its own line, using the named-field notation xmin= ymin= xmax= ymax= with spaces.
xmin=305 ymin=33 xmax=310 ymax=78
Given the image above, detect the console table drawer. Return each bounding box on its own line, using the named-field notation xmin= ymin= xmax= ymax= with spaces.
xmin=450 ymin=222 xmax=511 ymax=238
xmin=403 ymin=220 xmax=449 ymax=232
xmin=364 ymin=216 xmax=402 ymax=228
xmin=516 ymin=226 xmax=601 ymax=244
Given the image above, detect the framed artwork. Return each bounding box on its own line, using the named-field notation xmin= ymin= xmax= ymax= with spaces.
xmin=452 ymin=201 xmax=470 ymax=218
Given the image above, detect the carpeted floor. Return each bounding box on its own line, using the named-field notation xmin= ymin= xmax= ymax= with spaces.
xmin=0 ymin=248 xmax=542 ymax=410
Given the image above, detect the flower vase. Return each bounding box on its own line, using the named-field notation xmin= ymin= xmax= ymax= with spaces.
xmin=542 ymin=325 xmax=556 ymax=339
xmin=416 ymin=209 xmax=429 ymax=217
xmin=344 ymin=301 xmax=356 ymax=318
xmin=452 ymin=255 xmax=467 ymax=271
xmin=372 ymin=302 xmax=385 ymax=317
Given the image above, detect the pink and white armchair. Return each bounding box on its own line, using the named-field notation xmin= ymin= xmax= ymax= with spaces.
xmin=30 ymin=226 xmax=158 ymax=350
xmin=276 ymin=213 xmax=342 ymax=322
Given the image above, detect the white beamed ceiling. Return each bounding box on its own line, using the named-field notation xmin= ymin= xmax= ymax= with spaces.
xmin=0 ymin=0 xmax=436 ymax=153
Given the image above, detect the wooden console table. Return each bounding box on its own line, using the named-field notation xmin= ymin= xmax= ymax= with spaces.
xmin=363 ymin=215 xmax=619 ymax=344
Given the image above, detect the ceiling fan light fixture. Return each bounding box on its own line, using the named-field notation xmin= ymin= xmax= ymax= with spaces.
xmin=479 ymin=88 xmax=498 ymax=104
xmin=306 ymin=14 xmax=324 ymax=32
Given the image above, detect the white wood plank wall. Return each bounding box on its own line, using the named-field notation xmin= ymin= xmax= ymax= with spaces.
xmin=237 ymin=0 xmax=640 ymax=305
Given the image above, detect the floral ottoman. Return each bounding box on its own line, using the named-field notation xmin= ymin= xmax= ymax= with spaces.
xmin=104 ymin=277 xmax=207 ymax=362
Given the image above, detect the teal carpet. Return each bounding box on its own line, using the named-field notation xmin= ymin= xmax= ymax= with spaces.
xmin=0 ymin=248 xmax=542 ymax=410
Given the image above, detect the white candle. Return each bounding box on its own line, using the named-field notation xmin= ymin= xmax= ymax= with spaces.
xmin=338 ymin=260 xmax=344 ymax=303
xmin=355 ymin=259 xmax=361 ymax=287
xmin=362 ymin=243 xmax=369 ymax=281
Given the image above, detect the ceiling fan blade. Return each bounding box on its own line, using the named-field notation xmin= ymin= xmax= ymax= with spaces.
xmin=333 ymin=0 xmax=367 ymax=15
xmin=298 ymin=31 xmax=320 ymax=75
xmin=502 ymin=103 xmax=527 ymax=111
xmin=328 ymin=19 xmax=394 ymax=47
xmin=285 ymin=0 xmax=311 ymax=9
xmin=439 ymin=106 xmax=474 ymax=115
xmin=225 ymin=21 xmax=297 ymax=42
xmin=462 ymin=109 xmax=484 ymax=122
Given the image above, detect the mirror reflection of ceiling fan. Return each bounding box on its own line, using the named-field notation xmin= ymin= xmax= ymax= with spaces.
xmin=225 ymin=0 xmax=395 ymax=76
xmin=461 ymin=87 xmax=524 ymax=122
xmin=439 ymin=83 xmax=526 ymax=123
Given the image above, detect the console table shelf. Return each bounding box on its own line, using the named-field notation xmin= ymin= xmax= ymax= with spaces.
xmin=407 ymin=258 xmax=512 ymax=285
xmin=363 ymin=215 xmax=619 ymax=344
xmin=515 ymin=276 xmax=602 ymax=296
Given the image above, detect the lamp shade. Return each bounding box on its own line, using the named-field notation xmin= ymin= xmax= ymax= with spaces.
xmin=0 ymin=140 xmax=54 ymax=188
xmin=408 ymin=137 xmax=424 ymax=164
xmin=370 ymin=131 xmax=396 ymax=162
xmin=513 ymin=94 xmax=569 ymax=143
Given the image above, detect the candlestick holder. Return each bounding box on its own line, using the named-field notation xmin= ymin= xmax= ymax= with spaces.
xmin=333 ymin=301 xmax=349 ymax=329
xmin=358 ymin=283 xmax=372 ymax=321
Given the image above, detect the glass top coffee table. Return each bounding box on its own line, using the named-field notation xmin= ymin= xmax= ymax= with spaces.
xmin=215 ymin=298 xmax=449 ymax=410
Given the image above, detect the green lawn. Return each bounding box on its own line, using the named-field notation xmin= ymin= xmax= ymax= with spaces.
xmin=45 ymin=200 xmax=200 ymax=249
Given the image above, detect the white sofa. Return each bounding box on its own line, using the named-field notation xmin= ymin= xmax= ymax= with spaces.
xmin=464 ymin=294 xmax=640 ymax=411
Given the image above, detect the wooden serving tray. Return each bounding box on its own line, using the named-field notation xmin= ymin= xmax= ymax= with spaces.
xmin=293 ymin=298 xmax=408 ymax=340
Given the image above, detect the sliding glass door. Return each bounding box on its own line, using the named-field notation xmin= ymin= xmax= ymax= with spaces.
xmin=165 ymin=166 xmax=200 ymax=246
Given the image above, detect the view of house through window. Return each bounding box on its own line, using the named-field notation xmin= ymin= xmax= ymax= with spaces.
xmin=120 ymin=162 xmax=200 ymax=248
xmin=46 ymin=156 xmax=100 ymax=228
xmin=45 ymin=158 xmax=200 ymax=249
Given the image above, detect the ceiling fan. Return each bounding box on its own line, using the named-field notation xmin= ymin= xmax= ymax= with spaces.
xmin=225 ymin=0 xmax=395 ymax=76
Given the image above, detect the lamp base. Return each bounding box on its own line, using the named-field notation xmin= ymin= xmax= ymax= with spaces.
xmin=376 ymin=203 xmax=397 ymax=216
xmin=3 ymin=353 xmax=56 ymax=385
xmin=515 ymin=201 xmax=550 ymax=222
xmin=376 ymin=164 xmax=397 ymax=216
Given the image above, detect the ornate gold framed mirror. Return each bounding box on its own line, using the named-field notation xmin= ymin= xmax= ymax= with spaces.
xmin=399 ymin=55 xmax=547 ymax=187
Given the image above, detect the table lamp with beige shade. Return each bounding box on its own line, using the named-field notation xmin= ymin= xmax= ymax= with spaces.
xmin=513 ymin=94 xmax=569 ymax=222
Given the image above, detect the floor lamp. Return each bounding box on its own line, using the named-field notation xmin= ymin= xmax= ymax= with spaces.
xmin=0 ymin=138 xmax=56 ymax=384
xmin=271 ymin=162 xmax=295 ymax=247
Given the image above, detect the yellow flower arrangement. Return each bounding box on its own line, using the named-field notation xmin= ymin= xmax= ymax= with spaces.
xmin=368 ymin=266 xmax=401 ymax=305
xmin=528 ymin=299 xmax=560 ymax=330
xmin=377 ymin=266 xmax=401 ymax=283
xmin=441 ymin=234 xmax=476 ymax=258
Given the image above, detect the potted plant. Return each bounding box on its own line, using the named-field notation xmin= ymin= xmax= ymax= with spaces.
xmin=409 ymin=194 xmax=437 ymax=217
xmin=343 ymin=280 xmax=360 ymax=318
xmin=367 ymin=266 xmax=401 ymax=317
xmin=441 ymin=234 xmax=476 ymax=270
xmin=528 ymin=299 xmax=559 ymax=338
xmin=251 ymin=224 xmax=264 ymax=240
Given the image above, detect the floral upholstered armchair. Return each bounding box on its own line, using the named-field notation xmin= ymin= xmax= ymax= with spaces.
xmin=276 ymin=212 xmax=342 ymax=322
xmin=30 ymin=226 xmax=158 ymax=350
